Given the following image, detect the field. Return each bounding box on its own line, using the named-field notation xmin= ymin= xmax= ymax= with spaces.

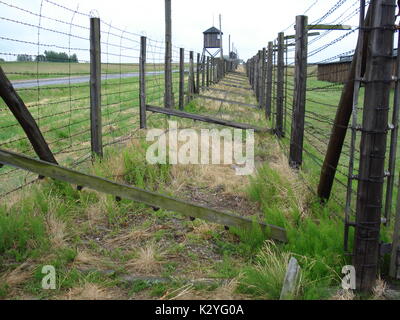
xmin=0 ymin=63 xmax=396 ymax=300
xmin=0 ymin=62 xmax=182 ymax=81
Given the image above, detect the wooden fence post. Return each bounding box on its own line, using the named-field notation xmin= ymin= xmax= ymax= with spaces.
xmin=201 ymin=56 xmax=205 ymax=89
xmin=260 ymin=47 xmax=267 ymax=111
xmin=164 ymin=0 xmax=173 ymax=109
xmin=90 ymin=17 xmax=103 ymax=159
xmin=196 ymin=53 xmax=201 ymax=94
xmin=276 ymin=32 xmax=285 ymax=137
xmin=353 ymin=0 xmax=396 ymax=292
xmin=139 ymin=36 xmax=147 ymax=129
xmin=179 ymin=48 xmax=185 ymax=110
xmin=189 ymin=51 xmax=194 ymax=101
xmin=266 ymin=43 xmax=274 ymax=119
xmin=289 ymin=15 xmax=308 ymax=169
xmin=0 ymin=67 xmax=57 ymax=165
xmin=257 ymin=51 xmax=263 ymax=106
xmin=206 ymin=56 xmax=210 ymax=87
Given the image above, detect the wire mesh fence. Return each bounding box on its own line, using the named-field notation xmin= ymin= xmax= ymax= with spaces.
xmin=0 ymin=0 xmax=202 ymax=198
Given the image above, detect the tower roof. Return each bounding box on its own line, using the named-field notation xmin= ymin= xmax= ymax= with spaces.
xmin=203 ymin=26 xmax=223 ymax=34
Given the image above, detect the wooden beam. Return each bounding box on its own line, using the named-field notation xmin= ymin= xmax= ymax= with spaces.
xmin=0 ymin=66 xmax=57 ymax=165
xmin=308 ymin=24 xmax=352 ymax=30
xmin=197 ymin=95 xmax=258 ymax=109
xmin=146 ymin=105 xmax=269 ymax=132
xmin=0 ymin=148 xmax=287 ymax=243
xmin=284 ymin=32 xmax=320 ymax=40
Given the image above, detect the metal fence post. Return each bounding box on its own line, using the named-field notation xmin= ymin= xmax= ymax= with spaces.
xmin=266 ymin=41 xmax=273 ymax=119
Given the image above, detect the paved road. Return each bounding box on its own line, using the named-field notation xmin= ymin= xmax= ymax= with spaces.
xmin=11 ymin=71 xmax=169 ymax=89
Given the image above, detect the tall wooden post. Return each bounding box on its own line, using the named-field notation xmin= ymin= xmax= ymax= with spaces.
xmin=353 ymin=0 xmax=396 ymax=292
xmin=201 ymin=56 xmax=205 ymax=89
xmin=196 ymin=53 xmax=201 ymax=94
xmin=179 ymin=48 xmax=185 ymax=110
xmin=260 ymin=47 xmax=267 ymax=111
xmin=90 ymin=17 xmax=103 ymax=159
xmin=266 ymin=43 xmax=274 ymax=119
xmin=276 ymin=32 xmax=285 ymax=137
xmin=139 ymin=36 xmax=147 ymax=129
xmin=164 ymin=0 xmax=173 ymax=109
xmin=289 ymin=16 xmax=308 ymax=169
xmin=206 ymin=56 xmax=210 ymax=87
xmin=389 ymin=32 xmax=400 ymax=280
xmin=257 ymin=51 xmax=263 ymax=106
xmin=189 ymin=51 xmax=194 ymax=101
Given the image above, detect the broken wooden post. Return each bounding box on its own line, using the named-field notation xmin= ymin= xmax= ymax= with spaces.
xmin=280 ymin=257 xmax=301 ymax=300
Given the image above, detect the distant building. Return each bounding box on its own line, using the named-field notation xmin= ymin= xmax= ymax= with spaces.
xmin=317 ymin=49 xmax=398 ymax=83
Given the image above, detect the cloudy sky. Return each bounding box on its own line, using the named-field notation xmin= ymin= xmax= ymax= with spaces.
xmin=0 ymin=0 xmax=362 ymax=62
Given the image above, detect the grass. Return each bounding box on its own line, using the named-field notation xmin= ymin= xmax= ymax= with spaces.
xmin=0 ymin=65 xmax=392 ymax=300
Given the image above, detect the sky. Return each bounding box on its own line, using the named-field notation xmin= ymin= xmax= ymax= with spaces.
xmin=0 ymin=0 xmax=362 ymax=63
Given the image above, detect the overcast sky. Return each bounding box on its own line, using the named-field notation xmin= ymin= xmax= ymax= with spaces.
xmin=0 ymin=0 xmax=362 ymax=62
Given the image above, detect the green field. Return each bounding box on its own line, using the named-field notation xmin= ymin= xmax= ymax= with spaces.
xmin=0 ymin=62 xmax=182 ymax=81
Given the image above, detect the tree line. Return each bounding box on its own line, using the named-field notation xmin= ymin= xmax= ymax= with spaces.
xmin=16 ymin=51 xmax=78 ymax=63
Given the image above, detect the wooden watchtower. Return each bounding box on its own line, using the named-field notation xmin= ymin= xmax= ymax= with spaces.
xmin=202 ymin=25 xmax=223 ymax=60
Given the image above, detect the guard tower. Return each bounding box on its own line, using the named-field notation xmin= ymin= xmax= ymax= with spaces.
xmin=202 ymin=26 xmax=223 ymax=60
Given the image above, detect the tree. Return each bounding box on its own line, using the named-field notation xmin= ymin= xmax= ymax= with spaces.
xmin=0 ymin=58 xmax=5 ymax=62
xmin=43 ymin=51 xmax=78 ymax=63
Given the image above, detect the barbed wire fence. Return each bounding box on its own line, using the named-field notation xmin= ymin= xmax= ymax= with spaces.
xmin=0 ymin=0 xmax=205 ymax=198
xmin=246 ymin=0 xmax=400 ymax=290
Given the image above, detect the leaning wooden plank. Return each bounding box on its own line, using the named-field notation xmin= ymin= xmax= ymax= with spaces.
xmin=146 ymin=105 xmax=269 ymax=133
xmin=197 ymin=95 xmax=258 ymax=109
xmin=0 ymin=67 xmax=57 ymax=164
xmin=0 ymin=148 xmax=287 ymax=243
